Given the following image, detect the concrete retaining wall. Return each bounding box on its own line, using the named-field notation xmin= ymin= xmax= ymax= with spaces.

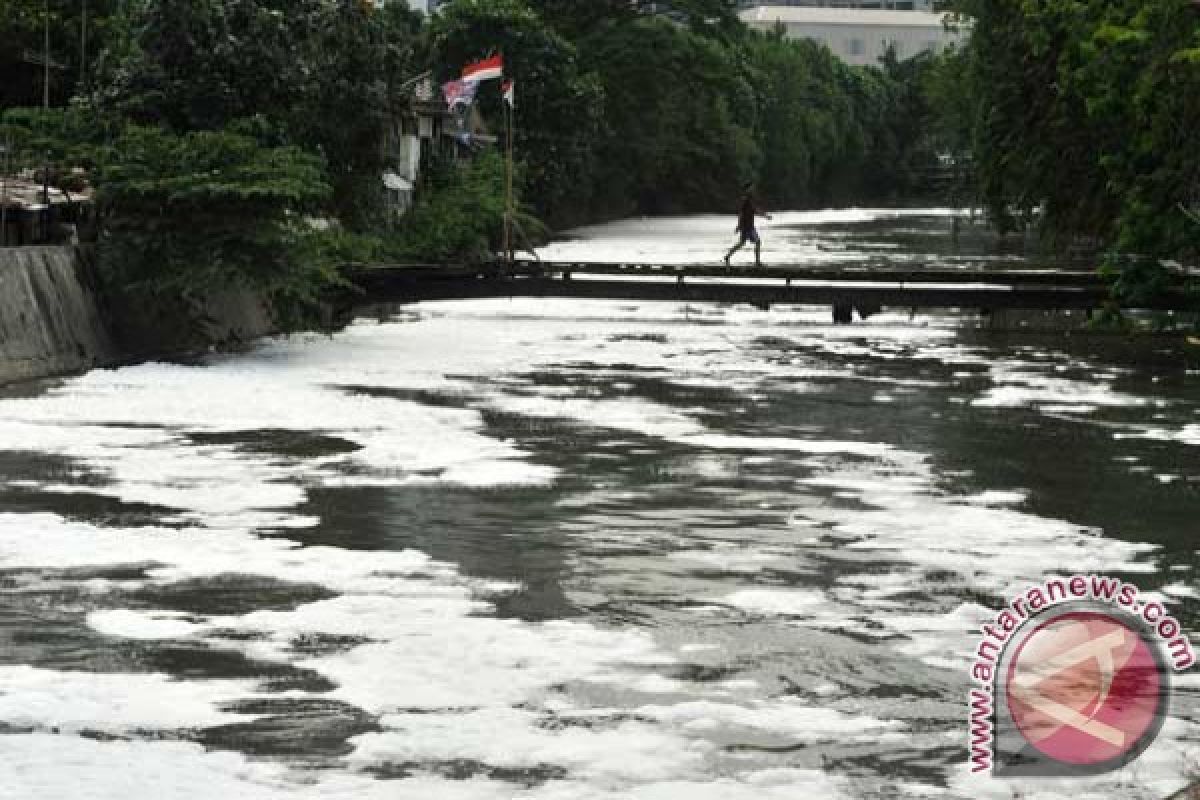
xmin=0 ymin=247 xmax=116 ymax=384
xmin=0 ymin=246 xmax=279 ymax=386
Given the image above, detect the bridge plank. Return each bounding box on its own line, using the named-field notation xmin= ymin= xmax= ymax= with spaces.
xmin=343 ymin=261 xmax=1198 ymax=313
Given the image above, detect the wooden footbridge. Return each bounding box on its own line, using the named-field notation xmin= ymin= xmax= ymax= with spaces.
xmin=344 ymin=261 xmax=1199 ymax=323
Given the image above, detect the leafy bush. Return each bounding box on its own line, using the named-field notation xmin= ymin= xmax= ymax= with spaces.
xmin=94 ymin=124 xmax=336 ymax=328
xmin=377 ymin=151 xmax=509 ymax=264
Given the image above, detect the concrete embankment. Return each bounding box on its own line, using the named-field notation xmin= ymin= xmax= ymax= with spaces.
xmin=0 ymin=246 xmax=276 ymax=385
xmin=0 ymin=247 xmax=116 ymax=384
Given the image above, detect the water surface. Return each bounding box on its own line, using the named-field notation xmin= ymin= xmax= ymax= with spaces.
xmin=1 ymin=211 xmax=1197 ymax=799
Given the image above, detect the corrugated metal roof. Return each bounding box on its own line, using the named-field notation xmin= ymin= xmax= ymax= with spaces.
xmin=741 ymin=6 xmax=953 ymax=28
xmin=0 ymin=180 xmax=80 ymax=211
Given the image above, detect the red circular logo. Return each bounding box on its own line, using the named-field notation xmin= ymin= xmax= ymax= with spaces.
xmin=1005 ymin=611 xmax=1165 ymax=767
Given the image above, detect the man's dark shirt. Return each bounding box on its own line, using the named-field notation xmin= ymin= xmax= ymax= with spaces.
xmin=737 ymin=195 xmax=757 ymax=233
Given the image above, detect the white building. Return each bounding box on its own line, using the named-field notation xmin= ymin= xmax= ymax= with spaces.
xmin=395 ymin=0 xmax=441 ymax=12
xmin=739 ymin=6 xmax=962 ymax=67
xmin=739 ymin=1 xmax=934 ymax=8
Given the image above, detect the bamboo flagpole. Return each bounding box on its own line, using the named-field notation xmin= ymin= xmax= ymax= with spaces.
xmin=460 ymin=55 xmax=513 ymax=264
xmin=504 ymin=78 xmax=515 ymax=265
xmin=503 ymin=93 xmax=511 ymax=265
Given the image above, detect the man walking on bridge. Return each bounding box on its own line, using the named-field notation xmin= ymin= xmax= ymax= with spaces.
xmin=724 ymin=182 xmax=772 ymax=268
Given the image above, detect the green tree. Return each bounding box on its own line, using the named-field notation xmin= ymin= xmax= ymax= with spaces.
xmin=580 ymin=16 xmax=759 ymax=215
xmin=429 ymin=0 xmax=604 ymax=227
xmin=95 ymin=123 xmax=335 ymax=326
xmin=950 ymin=0 xmax=1200 ymax=302
xmin=524 ymin=0 xmax=636 ymax=38
xmin=0 ymin=0 xmax=121 ymax=109
xmin=743 ymin=28 xmax=861 ymax=208
xmin=95 ymin=0 xmax=420 ymax=227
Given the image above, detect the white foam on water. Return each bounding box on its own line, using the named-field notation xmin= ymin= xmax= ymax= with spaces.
xmin=0 ymin=352 xmax=560 ymax=527
xmin=1126 ymin=422 xmax=1200 ymax=447
xmin=1163 ymin=583 xmax=1200 ymax=600
xmin=0 ymin=667 xmax=256 ymax=733
xmin=722 ymin=589 xmax=828 ymax=616
xmin=634 ymin=700 xmax=902 ymax=740
xmin=0 ymin=513 xmax=440 ymax=593
xmin=1 ymin=217 xmax=1195 ymax=800
xmin=667 ymin=548 xmax=784 ymax=574
xmin=957 ymin=490 xmax=1028 ymax=508
xmin=350 ymin=707 xmax=710 ymax=785
xmin=1 ymin=733 xmax=514 ymax=800
xmin=973 ymin=363 xmax=1150 ymax=410
xmin=3 ymin=503 xmax=871 ymax=796
xmin=225 ymin=597 xmax=670 ymax=714
xmin=801 ymin=458 xmax=1157 ymax=600
xmin=0 ymin=513 xmax=772 ymax=797
xmin=87 ymin=609 xmax=205 ymax=640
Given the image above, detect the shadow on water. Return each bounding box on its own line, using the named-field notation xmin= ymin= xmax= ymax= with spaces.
xmin=292 ymin=484 xmax=576 ymax=621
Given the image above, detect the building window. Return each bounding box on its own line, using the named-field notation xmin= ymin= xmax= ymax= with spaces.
xmin=845 ymin=38 xmax=865 ymax=56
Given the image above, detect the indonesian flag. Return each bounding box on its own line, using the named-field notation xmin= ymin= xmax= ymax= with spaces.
xmin=462 ymin=54 xmax=504 ymax=83
xmin=502 ymin=80 xmax=515 ymax=108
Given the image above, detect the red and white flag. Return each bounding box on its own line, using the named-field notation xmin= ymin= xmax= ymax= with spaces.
xmin=462 ymin=54 xmax=503 ymax=83
xmin=502 ymin=80 xmax=515 ymax=108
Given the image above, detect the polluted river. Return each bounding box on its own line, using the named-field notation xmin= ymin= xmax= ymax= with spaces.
xmin=1 ymin=210 xmax=1197 ymax=799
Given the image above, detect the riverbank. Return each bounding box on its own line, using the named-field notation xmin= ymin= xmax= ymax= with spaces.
xmin=1169 ymin=782 xmax=1200 ymax=800
xmin=4 ymin=213 xmax=1197 ymax=387
xmin=0 ymin=246 xmax=278 ymax=386
xmin=0 ymin=247 xmax=115 ymax=384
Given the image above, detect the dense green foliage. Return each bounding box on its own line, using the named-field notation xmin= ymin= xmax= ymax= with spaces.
xmin=0 ymin=105 xmax=113 ymax=170
xmin=377 ymin=151 xmax=511 ymax=264
xmin=429 ymin=0 xmax=604 ymax=227
xmin=434 ymin=2 xmax=949 ymax=223
xmin=581 ymin=16 xmax=759 ymax=215
xmin=950 ymin=0 xmax=1200 ymax=300
xmin=94 ymin=124 xmax=337 ymax=326
xmin=2 ymin=0 xmax=957 ymax=336
xmin=743 ymin=31 xmax=948 ymax=208
xmin=1 ymin=0 xmax=425 ymax=332
xmin=0 ymin=0 xmax=121 ymax=107
xmin=96 ymin=0 xmax=421 ymax=228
